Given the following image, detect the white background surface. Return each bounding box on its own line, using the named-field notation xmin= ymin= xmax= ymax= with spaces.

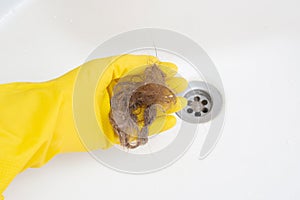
xmin=0 ymin=0 xmax=300 ymax=199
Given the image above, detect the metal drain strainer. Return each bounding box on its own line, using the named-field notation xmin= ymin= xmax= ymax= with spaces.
xmin=176 ymin=81 xmax=223 ymax=123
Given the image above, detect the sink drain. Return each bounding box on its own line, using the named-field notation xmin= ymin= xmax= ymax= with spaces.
xmin=176 ymin=81 xmax=223 ymax=123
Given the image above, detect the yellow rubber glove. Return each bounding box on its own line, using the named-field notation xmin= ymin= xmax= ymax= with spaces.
xmin=0 ymin=54 xmax=187 ymax=198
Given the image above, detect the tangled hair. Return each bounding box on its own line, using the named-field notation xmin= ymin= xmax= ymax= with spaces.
xmin=109 ymin=64 xmax=177 ymax=149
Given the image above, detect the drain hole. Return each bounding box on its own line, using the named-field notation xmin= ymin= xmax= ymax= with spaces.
xmin=195 ymin=112 xmax=201 ymax=117
xmin=176 ymin=81 xmax=223 ymax=123
xmin=202 ymin=107 xmax=209 ymax=113
xmin=201 ymin=100 xmax=208 ymax=105
xmin=187 ymin=108 xmax=193 ymax=113
xmin=194 ymin=96 xmax=200 ymax=101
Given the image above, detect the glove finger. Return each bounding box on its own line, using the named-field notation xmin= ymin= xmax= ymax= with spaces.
xmin=166 ymin=77 xmax=188 ymax=94
xmin=109 ymin=54 xmax=160 ymax=79
xmin=166 ymin=96 xmax=187 ymax=114
xmin=131 ymin=96 xmax=186 ymax=137
xmin=157 ymin=62 xmax=178 ymax=78
xmin=148 ymin=115 xmax=177 ymax=136
xmin=106 ymin=55 xmax=181 ymax=80
xmin=120 ymin=61 xmax=178 ymax=79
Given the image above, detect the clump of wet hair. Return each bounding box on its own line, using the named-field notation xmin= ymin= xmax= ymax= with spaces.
xmin=109 ymin=64 xmax=177 ymax=149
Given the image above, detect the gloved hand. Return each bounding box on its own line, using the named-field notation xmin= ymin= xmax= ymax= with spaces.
xmin=0 ymin=54 xmax=187 ymax=198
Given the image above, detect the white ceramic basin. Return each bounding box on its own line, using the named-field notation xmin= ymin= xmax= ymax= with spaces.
xmin=0 ymin=0 xmax=299 ymax=200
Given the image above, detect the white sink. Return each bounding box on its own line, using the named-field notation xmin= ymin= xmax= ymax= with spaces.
xmin=1 ymin=0 xmax=299 ymax=200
